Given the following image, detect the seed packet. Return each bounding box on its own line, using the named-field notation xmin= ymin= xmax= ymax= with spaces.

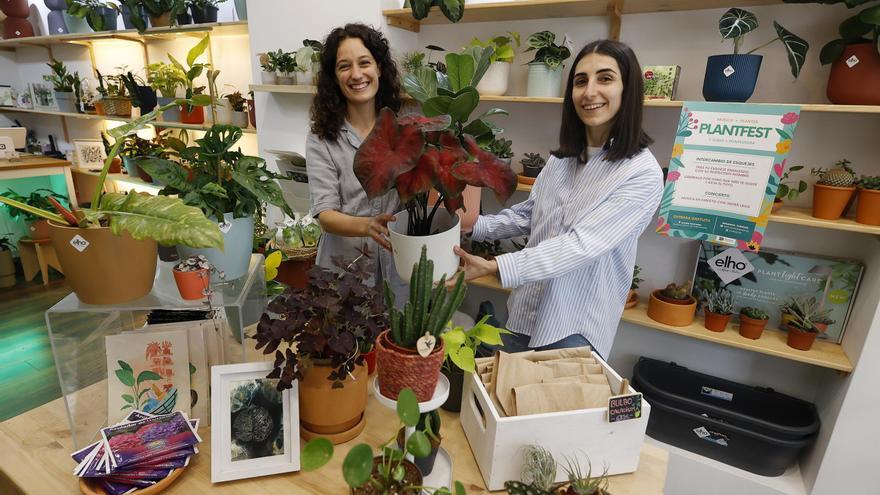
xmin=100 ymin=479 xmax=140 ymax=495
xmin=101 ymin=412 xmax=201 ymax=469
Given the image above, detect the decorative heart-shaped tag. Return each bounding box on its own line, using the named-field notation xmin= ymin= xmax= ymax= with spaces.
xmin=416 ymin=333 xmax=436 ymax=357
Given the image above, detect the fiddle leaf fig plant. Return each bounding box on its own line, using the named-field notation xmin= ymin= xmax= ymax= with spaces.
xmin=717 ymin=8 xmax=809 ymax=78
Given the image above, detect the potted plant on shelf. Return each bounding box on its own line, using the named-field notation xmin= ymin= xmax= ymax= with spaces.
xmin=139 ymin=124 xmax=295 ymax=281
xmin=810 ymin=159 xmax=857 ymax=220
xmin=440 ymin=314 xmax=508 ymax=412
xmin=784 ymin=0 xmax=880 ymax=104
xmin=257 ymin=51 xmax=280 ymax=84
xmin=253 ymin=250 xmax=385 ymax=443
xmin=294 ymin=39 xmax=323 ymax=85
xmin=172 ymin=254 xmax=212 ymax=300
xmin=377 ymin=246 xmax=465 ymax=402
xmin=120 ymin=129 xmax=178 ymax=183
xmin=225 ymin=90 xmax=248 ymax=127
xmin=269 ymin=215 xmax=322 ymax=289
xmin=0 ymin=188 xmax=69 ymax=240
xmin=65 ymin=0 xmax=120 ymax=32
xmin=117 ymin=0 xmax=147 ymax=30
xmin=855 ymin=175 xmax=880 ymax=225
xmin=120 ymin=71 xmax=157 ymax=114
xmin=46 ymin=0 xmax=71 ymax=35
xmin=147 ymin=61 xmax=186 ymax=122
xmin=396 ymin=411 xmax=442 ymax=476
xmin=524 ymin=30 xmax=571 ymax=98
xmin=275 ymin=50 xmax=297 ymax=85
xmin=771 ymin=163 xmax=806 ymax=212
xmin=140 ymin=0 xmax=186 ymax=27
xmin=0 ymin=234 xmax=15 ymax=288
xmin=626 ymin=264 xmax=643 ymax=309
xmin=190 ymin=0 xmax=223 ymax=23
xmin=739 ymin=306 xmax=769 ymax=340
xmin=44 ymin=59 xmax=81 ymax=114
xmin=780 ymin=296 xmax=833 ymax=351
xmin=166 ymin=36 xmax=210 ymax=124
xmin=647 ymin=281 xmax=697 ymax=327
xmin=468 ymin=31 xmax=520 ymax=96
xmin=519 ymin=152 xmax=546 ymax=185
xmin=702 ymin=287 xmax=735 ymax=332
xmin=176 ymin=0 xmax=192 ymax=25
xmin=702 ymin=8 xmax=808 ymax=102
xmin=406 ymin=0 xmax=465 ymax=23
xmin=96 ymin=70 xmax=131 ymax=117
xmin=0 ymin=97 xmax=223 ymax=305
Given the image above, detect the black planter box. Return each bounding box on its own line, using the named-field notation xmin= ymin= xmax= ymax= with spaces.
xmin=632 ymin=357 xmax=819 ymax=476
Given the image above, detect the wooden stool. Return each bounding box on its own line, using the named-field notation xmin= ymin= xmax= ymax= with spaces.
xmin=18 ymin=238 xmax=64 ymax=286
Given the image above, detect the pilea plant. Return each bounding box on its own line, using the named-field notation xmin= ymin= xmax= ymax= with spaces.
xmin=717 ymin=7 xmax=809 ymax=78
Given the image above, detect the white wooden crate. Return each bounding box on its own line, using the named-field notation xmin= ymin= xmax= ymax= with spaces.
xmin=460 ymin=351 xmax=650 ymax=490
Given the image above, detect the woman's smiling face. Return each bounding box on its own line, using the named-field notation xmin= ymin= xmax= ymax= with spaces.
xmin=335 ymin=37 xmax=380 ymax=106
xmin=571 ymin=52 xmax=624 ymax=140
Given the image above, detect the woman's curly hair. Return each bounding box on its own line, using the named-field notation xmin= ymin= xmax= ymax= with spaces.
xmin=310 ymin=23 xmax=402 ymax=141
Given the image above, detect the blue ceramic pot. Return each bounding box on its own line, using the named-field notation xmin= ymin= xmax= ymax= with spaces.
xmin=178 ymin=213 xmax=254 ymax=282
xmin=702 ymin=54 xmax=762 ymax=102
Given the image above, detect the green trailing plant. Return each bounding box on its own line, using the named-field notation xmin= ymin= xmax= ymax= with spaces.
xmin=0 ymin=97 xmax=222 ymax=249
xmin=775 ymin=164 xmax=807 ymax=201
xmin=44 ymin=59 xmax=80 ymax=93
xmin=487 ymin=137 xmax=513 ymax=159
xmin=811 ymin=158 xmax=857 ymax=187
xmin=467 ymin=32 xmax=521 ymax=64
xmin=224 ymin=91 xmax=246 ymax=112
xmin=300 ymin=388 xmax=467 ymax=494
xmin=631 ymin=265 xmax=643 ymax=291
xmin=717 ymin=7 xmax=809 ymax=78
xmin=441 ymin=315 xmax=508 ymax=373
xmin=560 ymin=455 xmax=610 ymax=495
xmin=704 ymin=287 xmax=735 ymax=315
xmin=65 ymin=0 xmax=121 ymax=32
xmin=661 ymin=281 xmax=693 ymax=301
xmin=0 ymin=189 xmax=69 ymax=223
xmin=741 ymin=306 xmax=769 ymax=320
xmin=524 ymin=30 xmax=571 ymax=70
xmin=860 ymin=175 xmax=880 ymax=190
xmin=166 ymin=36 xmax=210 ymax=111
xmin=147 ymin=62 xmax=187 ymax=98
xmin=407 ymin=0 xmax=465 ymax=23
xmin=783 ymin=0 xmax=880 ymax=62
xmin=384 ymin=246 xmax=466 ymax=350
xmin=779 ymin=296 xmax=833 ymax=333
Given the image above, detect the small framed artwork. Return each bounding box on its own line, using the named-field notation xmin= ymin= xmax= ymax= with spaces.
xmin=30 ymin=82 xmax=57 ymax=111
xmin=0 ymin=86 xmax=15 ymax=107
xmin=211 ymin=361 xmax=300 ymax=483
xmin=72 ymin=139 xmax=107 ymax=169
xmin=16 ymin=84 xmax=33 ymax=109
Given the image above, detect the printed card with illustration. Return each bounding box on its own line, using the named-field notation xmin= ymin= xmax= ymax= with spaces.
xmin=105 ymin=329 xmax=191 ymax=425
xmin=101 ymin=411 xmax=201 ymax=469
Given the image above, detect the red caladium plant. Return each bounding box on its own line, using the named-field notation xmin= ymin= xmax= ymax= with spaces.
xmin=354 ymin=107 xmax=517 ymax=236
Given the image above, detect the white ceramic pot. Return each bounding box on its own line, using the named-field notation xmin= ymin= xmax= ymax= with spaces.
xmin=476 ymin=61 xmax=510 ymax=96
xmin=231 ymin=110 xmax=249 ymax=128
xmin=214 ymin=100 xmax=232 ymax=124
xmin=297 ymin=70 xmax=313 ymax=85
xmin=389 ymin=209 xmax=460 ymax=284
xmin=526 ymin=62 xmax=565 ymax=98
xmin=276 ymin=72 xmax=296 ymax=85
xmin=260 ymin=71 xmax=276 ymax=84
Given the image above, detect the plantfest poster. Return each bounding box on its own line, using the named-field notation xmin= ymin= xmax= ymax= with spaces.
xmin=656 ymin=102 xmax=801 ymax=252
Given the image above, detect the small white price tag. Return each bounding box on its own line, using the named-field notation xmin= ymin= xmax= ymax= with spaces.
xmin=416 ymin=333 xmax=436 ymax=357
xmin=846 ymin=55 xmax=860 ymax=68
xmin=69 ymin=235 xmax=90 ymax=252
xmin=218 ymin=220 xmax=232 ymax=234
xmin=723 ymin=65 xmax=736 ymax=77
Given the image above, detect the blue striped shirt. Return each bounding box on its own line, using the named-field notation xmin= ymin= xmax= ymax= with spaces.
xmin=470 ymin=147 xmax=663 ymax=357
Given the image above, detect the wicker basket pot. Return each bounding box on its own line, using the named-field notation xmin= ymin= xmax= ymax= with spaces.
xmin=101 ymin=96 xmax=132 ymax=117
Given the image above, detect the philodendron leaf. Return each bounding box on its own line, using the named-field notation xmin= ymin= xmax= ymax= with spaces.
xmin=231 ymin=156 xmax=297 ymax=218
xmin=397 ymin=388 xmax=420 ymax=427
xmin=301 ymin=438 xmax=333 ymax=471
xmin=342 ymin=444 xmax=374 ymax=488
xmin=718 ymin=8 xmax=758 ymax=39
xmin=774 ymin=21 xmax=809 ymax=78
xmin=438 ymin=0 xmax=464 ymax=23
xmin=97 ymin=192 xmax=224 ymax=248
xmin=136 ymin=158 xmax=193 ymax=191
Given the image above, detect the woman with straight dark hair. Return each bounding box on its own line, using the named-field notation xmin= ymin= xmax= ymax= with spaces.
xmin=454 ymin=39 xmax=663 ymax=357
xmin=306 ymin=23 xmax=406 ymax=294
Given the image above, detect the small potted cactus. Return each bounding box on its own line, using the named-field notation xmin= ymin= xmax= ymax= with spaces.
xmin=626 ymin=264 xmax=643 ymax=309
xmin=172 ymin=255 xmax=212 ymax=300
xmin=702 ymin=287 xmax=735 ymax=332
xmin=780 ymin=296 xmax=833 ymax=351
xmin=811 ymin=159 xmax=857 ymax=220
xmin=855 ymin=175 xmax=880 ymax=225
xmin=519 ymin=152 xmax=547 ymax=185
xmin=647 ymin=281 xmax=697 ymax=327
xmin=739 ymin=306 xmax=769 ymax=339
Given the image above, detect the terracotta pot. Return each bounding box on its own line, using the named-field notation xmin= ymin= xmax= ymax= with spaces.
xmin=28 ymin=219 xmax=51 ymax=240
xmin=624 ymin=289 xmax=638 ymax=309
xmin=647 ymin=290 xmax=696 ymax=327
xmin=3 ymin=17 xmax=35 ymax=38
xmin=738 ymin=314 xmax=768 ymax=340
xmin=299 ymin=362 xmax=368 ymax=444
xmin=275 ymin=257 xmax=315 ymax=289
xmin=812 ymin=184 xmax=855 ymax=220
xmin=94 ymin=100 xmax=105 ymax=115
xmin=856 ymin=188 xmax=880 ymax=225
xmin=376 ymin=329 xmax=445 ymax=402
xmin=771 ymin=199 xmax=783 ymax=213
xmin=826 ymin=42 xmax=880 ymax=105
xmin=109 ymin=156 xmax=122 ymax=174
xmin=172 ymin=268 xmax=209 ymax=300
xmin=48 ymin=221 xmax=157 ymax=305
xmin=786 ymin=325 xmax=818 ymax=351
xmin=351 ymin=457 xmax=422 ymax=495
xmin=703 ymin=310 xmax=732 ymax=332
xmin=247 ymin=98 xmax=256 ymax=128
xmin=362 ymin=349 xmax=377 ymax=375
xmin=0 ymin=0 xmax=31 ymax=18
xmin=179 ymin=105 xmax=204 ymax=124
xmin=0 ymin=249 xmax=15 ymax=288
xmin=149 ymin=12 xmax=171 ymax=27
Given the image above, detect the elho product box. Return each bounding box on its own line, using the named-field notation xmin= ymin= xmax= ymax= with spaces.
xmin=460 ymin=352 xmax=650 ymax=491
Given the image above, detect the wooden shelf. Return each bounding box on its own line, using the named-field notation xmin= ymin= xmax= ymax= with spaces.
xmin=384 ymin=0 xmax=783 ymax=32
xmin=0 ymin=106 xmax=256 ymax=134
xmin=0 ymin=21 xmax=248 ymax=49
xmin=621 ymin=302 xmax=853 ymax=372
xmin=249 ymin=84 xmax=315 ymax=94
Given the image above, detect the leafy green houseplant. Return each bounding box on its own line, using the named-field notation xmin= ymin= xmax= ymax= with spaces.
xmin=467 ymin=32 xmax=520 ymax=96
xmin=274 ymin=50 xmax=297 ymax=84
xmin=439 ymin=314 xmax=508 ymax=412
xmin=147 ymin=62 xmax=186 ymax=98
xmin=301 ymin=388 xmax=467 ymax=494
xmin=258 ymin=49 xmax=286 ymax=84
xmin=524 ymin=30 xmax=571 ymax=98
xmin=856 ymin=175 xmax=880 ymax=225
xmin=703 ymin=8 xmax=809 ymax=102
xmin=396 ymin=410 xmax=443 ymax=476
xmin=295 ymin=39 xmax=323 ymax=85
xmin=406 ymin=0 xmax=465 ymax=23
xmin=44 ymin=59 xmax=81 ymax=113
xmin=166 ymin=35 xmax=210 ymax=122
xmin=139 ymin=0 xmax=187 ymax=27
xmin=189 ymin=0 xmax=225 ymax=23
xmin=0 ymin=188 xmax=69 ymax=239
xmin=65 ymin=0 xmax=120 ymax=32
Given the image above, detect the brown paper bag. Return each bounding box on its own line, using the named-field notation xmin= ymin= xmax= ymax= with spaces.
xmin=537 ymin=362 xmax=604 ymax=377
xmin=587 ymin=373 xmax=611 ymax=388
xmin=494 ymin=352 xmax=554 ymax=416
xmin=542 ymin=375 xmax=590 ymax=384
xmin=528 ymin=346 xmax=593 ymax=362
xmin=513 ymin=382 xmax=613 ymax=416
xmin=550 ymin=357 xmax=598 ymax=365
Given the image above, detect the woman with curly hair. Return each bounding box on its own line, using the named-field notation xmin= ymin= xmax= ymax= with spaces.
xmin=306 ymin=23 xmax=406 ymax=295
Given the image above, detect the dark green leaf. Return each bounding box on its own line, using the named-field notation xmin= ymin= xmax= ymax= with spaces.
xmin=820 ymin=39 xmax=846 ymax=64
xmin=301 ymin=438 xmax=334 ymax=471
xmin=231 ymin=156 xmax=296 ymax=218
xmin=342 ymin=444 xmax=374 ymax=488
xmin=445 ymin=52 xmax=474 ymax=92
xmin=115 ymin=369 xmax=135 ymax=387
xmin=438 ymin=0 xmax=464 ymax=23
xmin=859 ymin=4 xmax=880 ymax=25
xmin=137 ymin=158 xmax=193 ymax=191
xmin=455 ymin=481 xmax=467 ymax=495
xmin=410 ymin=0 xmax=431 ymax=20
xmin=121 ymin=394 xmax=135 ymax=404
xmin=437 ymin=87 xmax=457 ymax=97
xmin=719 ymin=8 xmax=759 ymax=39
xmin=774 ymin=21 xmax=810 ymax=78
xmin=448 ymin=87 xmax=479 ymax=124
xmin=840 ymin=13 xmax=873 ymax=41
xmin=462 ymin=119 xmax=492 ymax=138
xmin=118 ymin=360 xmax=133 ymax=373
xmin=397 ymin=388 xmax=420 ymax=427
xmin=798 ymin=180 xmax=808 ymax=192
xmin=407 ymin=430 xmax=431 ymax=458
xmin=422 ymin=95 xmax=453 ymax=117
xmin=137 ymin=370 xmax=162 ymax=384
xmin=776 ymin=128 xmax=792 ymax=140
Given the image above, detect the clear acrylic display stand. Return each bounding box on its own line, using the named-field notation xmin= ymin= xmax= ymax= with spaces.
xmin=46 ymin=254 xmax=266 ymax=449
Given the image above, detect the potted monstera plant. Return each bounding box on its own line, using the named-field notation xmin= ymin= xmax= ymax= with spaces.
xmin=0 ymin=97 xmax=222 ymax=305
xmin=703 ymin=8 xmax=808 ymax=102
xmin=253 ymin=250 xmax=386 ymax=444
xmin=358 ymin=46 xmax=517 ymax=282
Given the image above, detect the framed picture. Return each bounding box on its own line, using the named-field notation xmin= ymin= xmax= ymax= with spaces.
xmin=72 ymin=139 xmax=107 ymax=169
xmin=16 ymin=84 xmax=33 ymax=109
xmin=211 ymin=361 xmax=300 ymax=483
xmin=30 ymin=82 xmax=57 ymax=111
xmin=0 ymin=86 xmax=15 ymax=107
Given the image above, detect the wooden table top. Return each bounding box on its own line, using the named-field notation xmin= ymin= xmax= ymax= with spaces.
xmin=0 ymin=379 xmax=668 ymax=495
xmin=0 ymin=155 xmax=71 ymax=171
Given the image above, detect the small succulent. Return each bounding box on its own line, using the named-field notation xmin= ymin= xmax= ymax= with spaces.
xmin=174 ymin=255 xmax=212 ymax=272
xmin=741 ymin=306 xmax=769 ymax=320
xmin=561 ymin=455 xmax=610 ymax=495
xmin=812 ymin=159 xmax=856 ymax=187
xmin=520 ymin=445 xmax=557 ymax=492
xmin=859 ymin=176 xmax=880 ymax=190
xmin=780 ymin=296 xmax=833 ymax=333
xmin=661 ymin=281 xmax=692 ymax=301
xmin=704 ymin=287 xmax=734 ymax=315
xmin=488 ymin=137 xmax=514 ymax=160
xmin=631 ymin=265 xmax=643 ymax=291
xmin=521 ymin=152 xmax=546 ymax=169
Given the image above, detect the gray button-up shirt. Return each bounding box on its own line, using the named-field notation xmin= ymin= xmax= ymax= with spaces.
xmin=306 ymin=120 xmax=408 ymax=304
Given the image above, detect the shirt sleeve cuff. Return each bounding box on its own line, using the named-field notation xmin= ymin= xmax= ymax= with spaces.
xmin=470 ymin=216 xmax=488 ymax=242
xmin=495 ymin=252 xmax=520 ymax=289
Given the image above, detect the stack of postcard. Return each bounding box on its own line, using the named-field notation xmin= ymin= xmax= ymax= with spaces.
xmin=71 ymin=410 xmax=201 ymax=495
